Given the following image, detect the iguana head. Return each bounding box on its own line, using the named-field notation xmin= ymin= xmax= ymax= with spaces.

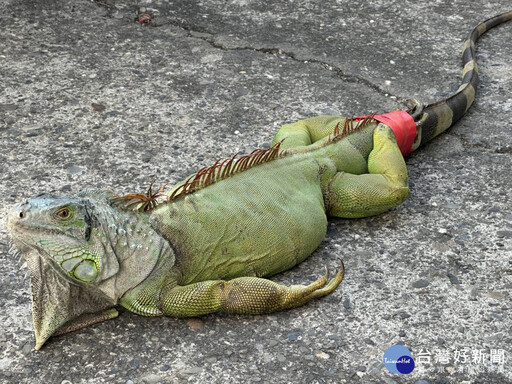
xmin=8 ymin=192 xmax=118 ymax=282
xmin=7 ymin=190 xmax=167 ymax=349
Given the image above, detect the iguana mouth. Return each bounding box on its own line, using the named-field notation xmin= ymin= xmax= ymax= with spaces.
xmin=8 ymin=232 xmax=53 ymax=264
xmin=7 ymin=215 xmax=66 ymax=240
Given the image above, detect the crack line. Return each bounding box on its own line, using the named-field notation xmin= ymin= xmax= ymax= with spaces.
xmin=174 ymin=22 xmax=408 ymax=104
xmin=90 ymin=0 xmax=407 ymax=105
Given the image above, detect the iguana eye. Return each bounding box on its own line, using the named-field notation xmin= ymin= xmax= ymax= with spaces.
xmin=56 ymin=208 xmax=70 ymax=219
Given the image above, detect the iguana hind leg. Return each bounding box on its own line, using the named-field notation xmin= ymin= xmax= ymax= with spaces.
xmin=325 ymin=123 xmax=410 ymax=218
xmin=159 ymin=261 xmax=344 ymax=317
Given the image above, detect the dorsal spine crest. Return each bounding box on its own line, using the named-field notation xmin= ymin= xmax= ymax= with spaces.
xmin=113 ymin=115 xmax=376 ymax=211
xmin=167 ymin=139 xmax=285 ymax=202
xmin=328 ymin=114 xmax=376 ymax=144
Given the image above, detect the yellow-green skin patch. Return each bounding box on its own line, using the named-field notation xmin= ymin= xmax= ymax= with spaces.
xmin=38 ymin=239 xmax=100 ymax=283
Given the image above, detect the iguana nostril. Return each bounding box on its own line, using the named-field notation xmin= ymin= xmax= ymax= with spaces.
xmin=19 ymin=211 xmax=25 ymax=219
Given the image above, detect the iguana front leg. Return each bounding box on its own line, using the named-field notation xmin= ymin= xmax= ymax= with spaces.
xmin=159 ymin=261 xmax=344 ymax=317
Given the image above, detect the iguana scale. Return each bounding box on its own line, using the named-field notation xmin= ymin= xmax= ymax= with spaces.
xmin=7 ymin=11 xmax=512 ymax=350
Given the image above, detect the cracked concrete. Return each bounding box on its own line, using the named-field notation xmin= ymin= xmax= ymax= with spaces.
xmin=0 ymin=0 xmax=511 ymax=383
xmin=181 ymin=31 xmax=408 ymax=104
xmin=95 ymin=0 xmax=412 ymax=103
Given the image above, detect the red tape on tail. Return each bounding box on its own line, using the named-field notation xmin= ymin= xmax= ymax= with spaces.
xmin=357 ymin=111 xmax=417 ymax=155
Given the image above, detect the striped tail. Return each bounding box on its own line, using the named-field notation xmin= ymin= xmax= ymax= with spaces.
xmin=413 ymin=10 xmax=512 ymax=150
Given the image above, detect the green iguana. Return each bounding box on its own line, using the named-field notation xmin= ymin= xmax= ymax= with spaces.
xmin=7 ymin=11 xmax=512 ymax=350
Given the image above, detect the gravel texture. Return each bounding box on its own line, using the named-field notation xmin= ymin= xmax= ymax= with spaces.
xmin=0 ymin=0 xmax=511 ymax=383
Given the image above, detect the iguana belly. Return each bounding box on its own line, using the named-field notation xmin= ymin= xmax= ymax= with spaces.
xmin=151 ymin=155 xmax=327 ymax=284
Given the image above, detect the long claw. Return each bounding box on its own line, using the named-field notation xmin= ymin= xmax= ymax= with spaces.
xmin=306 ymin=259 xmax=345 ymax=299
xmin=337 ymin=257 xmax=345 ymax=276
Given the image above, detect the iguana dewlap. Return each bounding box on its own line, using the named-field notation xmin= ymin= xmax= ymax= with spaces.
xmin=7 ymin=11 xmax=512 ymax=350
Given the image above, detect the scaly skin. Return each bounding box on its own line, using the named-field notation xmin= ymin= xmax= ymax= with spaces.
xmin=6 ymin=11 xmax=512 ymax=350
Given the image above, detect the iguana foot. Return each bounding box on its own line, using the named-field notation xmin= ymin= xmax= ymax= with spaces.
xmin=302 ymin=258 xmax=345 ymax=301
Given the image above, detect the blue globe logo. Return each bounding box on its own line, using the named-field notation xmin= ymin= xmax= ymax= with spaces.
xmin=383 ymin=345 xmax=415 ymax=374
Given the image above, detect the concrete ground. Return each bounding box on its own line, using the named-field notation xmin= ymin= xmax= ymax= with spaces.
xmin=0 ymin=0 xmax=511 ymax=383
